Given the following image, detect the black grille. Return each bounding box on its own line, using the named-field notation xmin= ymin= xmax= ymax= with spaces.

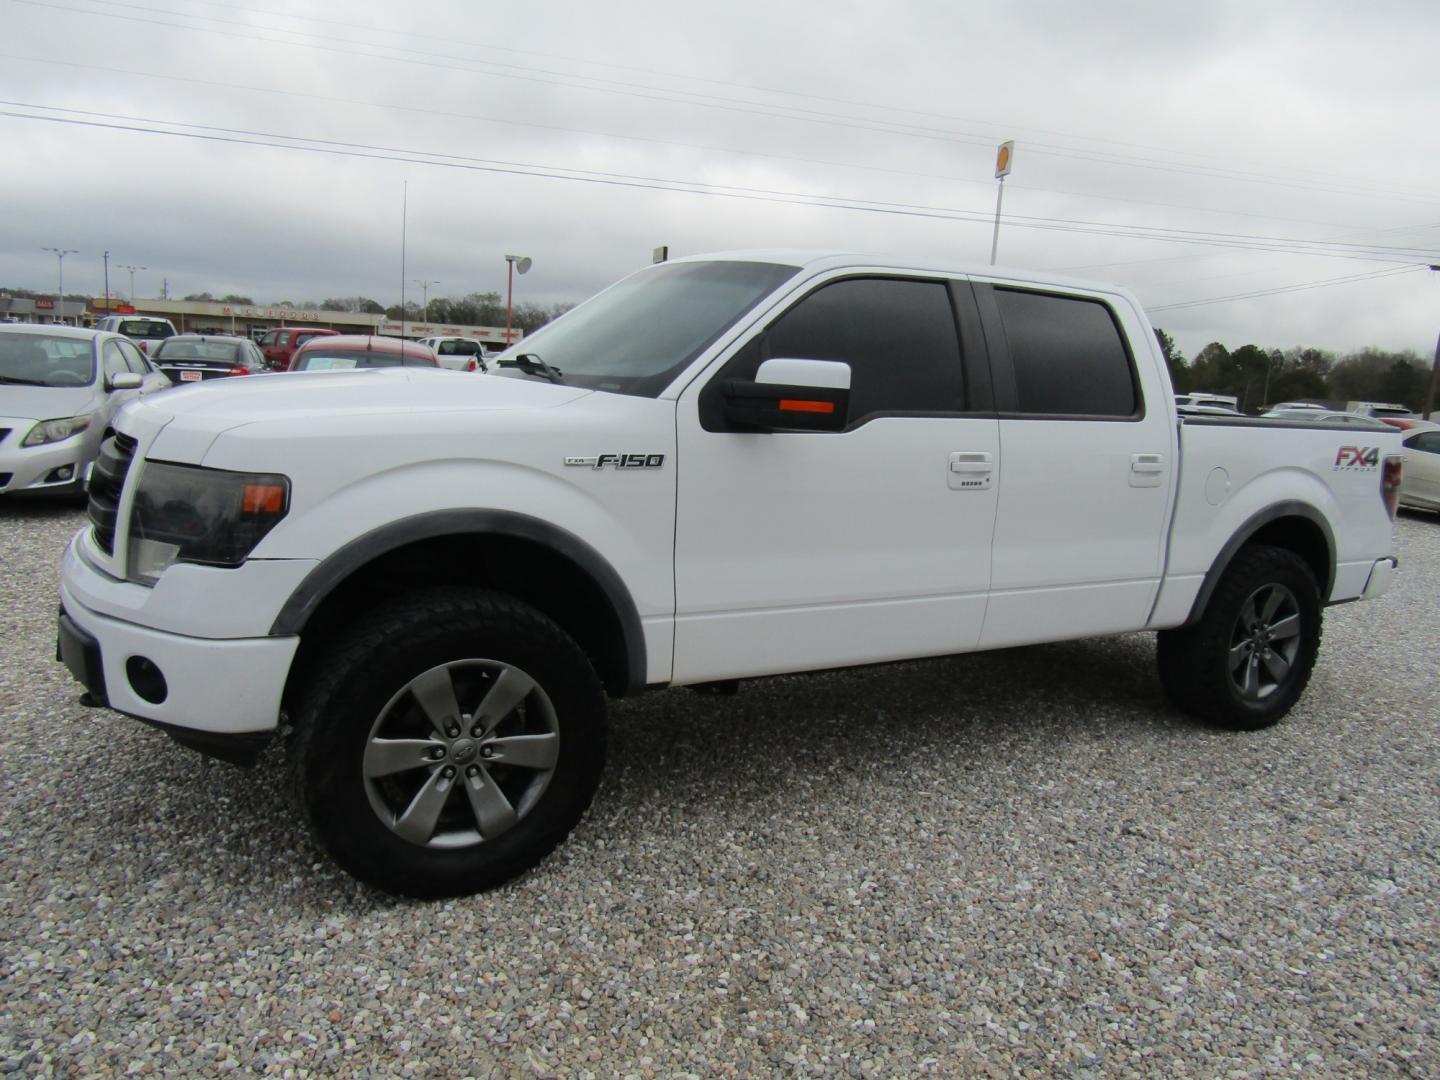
xmin=0 ymin=472 xmax=11 ymax=489
xmin=0 ymin=427 xmax=11 ymax=445
xmin=88 ymin=433 xmax=138 ymax=555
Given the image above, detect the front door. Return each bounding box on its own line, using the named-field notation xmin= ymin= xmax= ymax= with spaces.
xmin=672 ymin=273 xmax=999 ymax=683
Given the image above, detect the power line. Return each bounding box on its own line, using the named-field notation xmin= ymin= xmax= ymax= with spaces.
xmin=149 ymin=0 xmax=1440 ymax=200
xmin=17 ymin=0 xmax=1440 ymax=208
xmin=6 ymin=100 xmax=1438 ymax=267
xmin=3 ymin=49 xmax=1399 ymax=238
xmin=1147 ymin=266 xmax=1425 ymax=311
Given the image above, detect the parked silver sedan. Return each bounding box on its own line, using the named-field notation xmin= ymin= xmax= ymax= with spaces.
xmin=0 ymin=324 xmax=170 ymax=498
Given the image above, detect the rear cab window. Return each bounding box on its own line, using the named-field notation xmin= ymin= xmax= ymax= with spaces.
xmin=988 ymin=288 xmax=1140 ymax=419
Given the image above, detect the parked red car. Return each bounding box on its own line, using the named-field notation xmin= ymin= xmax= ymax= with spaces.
xmin=288 ymin=334 xmax=441 ymax=371
xmin=259 ymin=327 xmax=339 ymax=371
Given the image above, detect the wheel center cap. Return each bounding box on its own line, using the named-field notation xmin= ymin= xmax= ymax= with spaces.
xmin=450 ymin=739 xmax=478 ymax=764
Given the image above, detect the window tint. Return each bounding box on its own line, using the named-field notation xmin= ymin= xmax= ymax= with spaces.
xmin=756 ymin=277 xmax=965 ymax=422
xmin=1409 ymin=432 xmax=1440 ymax=453
xmin=994 ymin=289 xmax=1137 ymax=417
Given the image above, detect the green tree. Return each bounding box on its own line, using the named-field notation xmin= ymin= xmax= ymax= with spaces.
xmin=219 ymin=293 xmax=255 ymax=305
xmin=1154 ymin=327 xmax=1187 ymax=392
xmin=183 ymin=291 xmax=216 ymax=302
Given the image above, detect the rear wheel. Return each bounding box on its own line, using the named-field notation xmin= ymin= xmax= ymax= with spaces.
xmin=291 ymin=588 xmax=606 ymax=897
xmin=1157 ymin=545 xmax=1322 ymax=730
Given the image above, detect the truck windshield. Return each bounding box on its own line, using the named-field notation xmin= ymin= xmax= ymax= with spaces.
xmin=495 ymin=260 xmax=798 ymax=397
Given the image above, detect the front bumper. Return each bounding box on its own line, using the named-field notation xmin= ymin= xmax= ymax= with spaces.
xmin=58 ymin=567 xmax=300 ymax=739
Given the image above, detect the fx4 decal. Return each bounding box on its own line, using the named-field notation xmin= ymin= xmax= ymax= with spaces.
xmin=565 ymin=453 xmax=666 ymax=470
xmin=1334 ymin=446 xmax=1380 ymax=470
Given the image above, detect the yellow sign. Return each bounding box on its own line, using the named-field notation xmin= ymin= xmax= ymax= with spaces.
xmin=995 ymin=140 xmax=1015 ymax=179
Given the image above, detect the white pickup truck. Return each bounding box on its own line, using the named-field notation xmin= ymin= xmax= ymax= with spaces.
xmin=56 ymin=252 xmax=1402 ymax=897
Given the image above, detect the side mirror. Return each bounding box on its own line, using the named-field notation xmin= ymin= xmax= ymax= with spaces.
xmin=107 ymin=372 xmax=143 ymax=392
xmin=722 ymin=358 xmax=850 ymax=432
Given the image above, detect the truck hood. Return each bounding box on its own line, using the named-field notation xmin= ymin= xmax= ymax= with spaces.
xmin=122 ymin=368 xmax=593 ymax=461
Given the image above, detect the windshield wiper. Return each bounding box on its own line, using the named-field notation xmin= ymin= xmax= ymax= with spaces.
xmin=0 ymin=375 xmax=49 ymax=386
xmin=498 ymin=353 xmax=564 ymax=384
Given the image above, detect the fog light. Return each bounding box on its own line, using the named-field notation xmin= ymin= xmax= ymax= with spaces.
xmin=44 ymin=464 xmax=75 ymax=483
xmin=126 ymin=656 xmax=168 ymax=704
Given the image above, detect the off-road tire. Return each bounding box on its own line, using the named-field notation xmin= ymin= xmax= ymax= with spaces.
xmin=290 ymin=587 xmax=606 ymax=898
xmin=1156 ymin=544 xmax=1322 ymax=731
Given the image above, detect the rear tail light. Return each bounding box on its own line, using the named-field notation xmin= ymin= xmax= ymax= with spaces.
xmin=227 ymin=366 xmax=250 ymax=376
xmin=467 ymin=359 xmax=477 ymax=372
xmin=139 ymin=341 xmax=149 ymax=354
xmin=1382 ymin=455 xmax=1402 ymax=519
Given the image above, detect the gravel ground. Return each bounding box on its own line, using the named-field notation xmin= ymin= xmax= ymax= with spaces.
xmin=1 ymin=502 xmax=1436 ymax=1078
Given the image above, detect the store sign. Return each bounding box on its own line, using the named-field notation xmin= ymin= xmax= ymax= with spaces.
xmin=35 ymin=296 xmax=55 ymax=310
xmin=221 ymin=305 xmax=322 ymax=320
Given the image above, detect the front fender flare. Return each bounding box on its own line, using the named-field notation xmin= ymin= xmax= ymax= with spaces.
xmin=268 ymin=508 xmax=647 ymax=694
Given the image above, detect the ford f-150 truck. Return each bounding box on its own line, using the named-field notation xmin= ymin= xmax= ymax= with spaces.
xmin=56 ymin=252 xmax=1402 ymax=898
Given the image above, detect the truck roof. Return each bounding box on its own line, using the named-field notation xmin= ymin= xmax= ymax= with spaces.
xmin=667 ymin=249 xmax=1137 ymax=303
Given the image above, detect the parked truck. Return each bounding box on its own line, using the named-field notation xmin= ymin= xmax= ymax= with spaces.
xmin=57 ymin=252 xmax=1402 ymax=897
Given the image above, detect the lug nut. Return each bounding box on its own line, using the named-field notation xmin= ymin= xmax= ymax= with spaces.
xmin=446 ymin=726 xmax=459 ymax=738
xmin=429 ymin=746 xmax=446 ymax=760
xmin=442 ymin=766 xmax=456 ymax=779
xmin=467 ymin=765 xmax=479 ymax=777
xmin=480 ymin=745 xmax=495 ymax=759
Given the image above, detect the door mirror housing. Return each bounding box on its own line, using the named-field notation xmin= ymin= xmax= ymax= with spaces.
xmin=722 ymin=358 xmax=851 ymax=432
xmin=107 ymin=372 xmax=143 ymax=392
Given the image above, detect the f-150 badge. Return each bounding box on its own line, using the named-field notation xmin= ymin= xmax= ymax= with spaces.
xmin=565 ymin=454 xmax=666 ymax=469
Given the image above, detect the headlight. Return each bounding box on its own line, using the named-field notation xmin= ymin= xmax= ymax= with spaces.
xmin=22 ymin=413 xmax=93 ymax=447
xmin=126 ymin=461 xmax=290 ymax=585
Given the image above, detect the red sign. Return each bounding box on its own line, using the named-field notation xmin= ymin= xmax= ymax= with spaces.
xmin=35 ymin=296 xmax=55 ymax=310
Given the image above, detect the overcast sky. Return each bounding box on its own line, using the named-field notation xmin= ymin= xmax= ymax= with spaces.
xmin=3 ymin=0 xmax=1437 ymax=359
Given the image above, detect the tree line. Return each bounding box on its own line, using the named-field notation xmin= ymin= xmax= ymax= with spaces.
xmin=1155 ymin=328 xmax=1435 ymax=413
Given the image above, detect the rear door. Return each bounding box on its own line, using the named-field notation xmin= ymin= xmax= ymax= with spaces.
xmin=672 ymin=273 xmax=1000 ymax=682
xmin=972 ymin=283 xmax=1178 ymax=647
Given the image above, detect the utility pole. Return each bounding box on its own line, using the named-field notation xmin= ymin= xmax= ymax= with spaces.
xmin=400 ymin=180 xmax=408 ymax=339
xmin=103 ymin=250 xmax=110 ymax=309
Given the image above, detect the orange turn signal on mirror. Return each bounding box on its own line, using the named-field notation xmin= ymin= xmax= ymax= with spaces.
xmin=242 ymin=483 xmax=287 ymax=514
xmin=778 ymin=399 xmax=835 ymax=414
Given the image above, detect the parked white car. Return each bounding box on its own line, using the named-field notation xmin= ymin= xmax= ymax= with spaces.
xmin=56 ymin=251 xmax=1401 ymax=897
xmin=0 ymin=324 xmax=170 ymax=497
xmin=1398 ymin=425 xmax=1440 ymax=513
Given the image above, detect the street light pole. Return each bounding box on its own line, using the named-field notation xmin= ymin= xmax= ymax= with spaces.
xmin=103 ymin=250 xmax=110 ymax=310
xmin=504 ymin=255 xmax=532 ymax=345
xmin=119 ymin=264 xmax=146 ymax=303
xmin=42 ymin=247 xmax=78 ymax=324
xmin=413 ymin=279 xmax=440 ymax=324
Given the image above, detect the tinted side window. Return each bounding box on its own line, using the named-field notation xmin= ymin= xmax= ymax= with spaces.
xmin=758 ymin=277 xmax=964 ymax=423
xmin=994 ymin=289 xmax=1137 ymax=417
xmin=1411 ymin=432 xmax=1440 ymax=454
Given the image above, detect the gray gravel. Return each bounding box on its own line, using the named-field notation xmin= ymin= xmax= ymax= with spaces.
xmin=2 ymin=501 xmax=1437 ymax=1078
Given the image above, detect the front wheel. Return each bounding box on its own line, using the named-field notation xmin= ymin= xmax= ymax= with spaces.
xmin=291 ymin=588 xmax=607 ymax=898
xmin=1157 ymin=544 xmax=1322 ymax=731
